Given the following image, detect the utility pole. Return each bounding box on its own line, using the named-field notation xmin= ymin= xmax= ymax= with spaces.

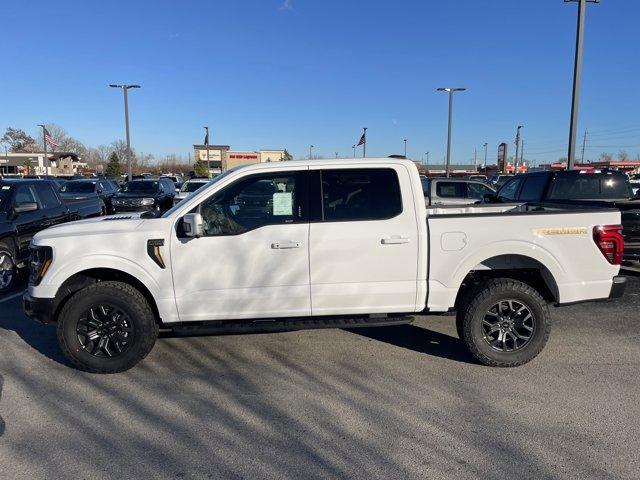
xmin=362 ymin=128 xmax=367 ymax=158
xmin=521 ymin=141 xmax=525 ymax=172
xmin=403 ymin=138 xmax=407 ymax=158
xmin=581 ymin=129 xmax=588 ymax=163
xmin=514 ymin=125 xmax=524 ymax=173
xmin=483 ymin=142 xmax=488 ymax=168
xmin=335 ymin=151 xmax=338 ymax=159
xmin=309 ymin=145 xmax=314 ymax=159
xmin=565 ymin=0 xmax=599 ymax=170
xmin=37 ymin=124 xmax=48 ymax=175
xmin=203 ymin=126 xmax=210 ymax=174
xmin=474 ymin=148 xmax=477 ymax=170
xmin=109 ymin=84 xmax=141 ymax=181
xmin=437 ymin=87 xmax=466 ymax=177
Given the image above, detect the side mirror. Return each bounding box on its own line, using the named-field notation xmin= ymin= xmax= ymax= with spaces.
xmin=483 ymin=193 xmax=498 ymax=203
xmin=183 ymin=213 xmax=204 ymax=237
xmin=14 ymin=202 xmax=38 ymax=214
xmin=96 ymin=189 xmax=103 ymax=194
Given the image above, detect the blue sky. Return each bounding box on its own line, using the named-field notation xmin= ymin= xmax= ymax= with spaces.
xmin=2 ymin=0 xmax=640 ymax=165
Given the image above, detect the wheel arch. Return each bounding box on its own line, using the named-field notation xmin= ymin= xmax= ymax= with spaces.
xmin=51 ymin=268 xmax=161 ymax=324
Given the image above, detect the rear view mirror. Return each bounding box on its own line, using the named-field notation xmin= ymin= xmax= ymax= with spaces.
xmin=183 ymin=213 xmax=204 ymax=237
xmin=14 ymin=202 xmax=38 ymax=214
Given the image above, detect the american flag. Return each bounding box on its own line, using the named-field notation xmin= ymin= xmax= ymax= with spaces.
xmin=356 ymin=132 xmax=366 ymax=146
xmin=44 ymin=128 xmax=59 ymax=148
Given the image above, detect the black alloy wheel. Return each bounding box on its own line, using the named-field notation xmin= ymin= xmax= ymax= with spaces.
xmin=76 ymin=304 xmax=134 ymax=358
xmin=482 ymin=299 xmax=535 ymax=352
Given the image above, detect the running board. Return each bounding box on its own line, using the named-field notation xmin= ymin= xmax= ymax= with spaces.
xmin=168 ymin=314 xmax=414 ymax=337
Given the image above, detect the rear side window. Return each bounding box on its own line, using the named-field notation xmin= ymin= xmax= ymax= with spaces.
xmin=519 ymin=175 xmax=548 ymax=202
xmin=13 ymin=184 xmax=38 ymax=206
xmin=319 ymin=168 xmax=402 ymax=221
xmin=436 ymin=182 xmax=465 ymax=198
xmin=548 ymin=173 xmax=632 ymax=200
xmin=34 ymin=183 xmax=61 ymax=209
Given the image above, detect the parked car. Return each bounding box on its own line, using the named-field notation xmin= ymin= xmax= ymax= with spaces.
xmin=629 ymin=173 xmax=640 ymax=196
xmin=60 ymin=179 xmax=119 ymax=214
xmin=490 ymin=170 xmax=639 ymax=262
xmin=160 ymin=175 xmax=184 ymax=192
xmin=23 ymin=159 xmax=625 ymax=373
xmin=173 ymin=178 xmax=210 ymax=205
xmin=112 ymin=178 xmax=176 ymax=213
xmin=0 ymin=179 xmax=104 ymax=292
xmin=422 ymin=177 xmax=495 ymax=205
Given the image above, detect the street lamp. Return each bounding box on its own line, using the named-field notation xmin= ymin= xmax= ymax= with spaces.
xmin=403 ymin=138 xmax=407 ymax=158
xmin=309 ymin=145 xmax=314 ymax=159
xmin=437 ymin=87 xmax=466 ymax=177
xmin=352 ymin=145 xmax=356 ymax=158
xmin=565 ymin=0 xmax=599 ymax=170
xmin=109 ymin=84 xmax=141 ymax=181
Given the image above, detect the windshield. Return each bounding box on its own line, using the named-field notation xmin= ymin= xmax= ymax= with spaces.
xmin=61 ymin=182 xmax=96 ymax=193
xmin=181 ymin=181 xmax=208 ymax=193
xmin=122 ymin=181 xmax=158 ymax=193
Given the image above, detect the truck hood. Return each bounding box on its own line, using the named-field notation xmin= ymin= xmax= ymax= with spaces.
xmin=32 ymin=214 xmax=165 ymax=242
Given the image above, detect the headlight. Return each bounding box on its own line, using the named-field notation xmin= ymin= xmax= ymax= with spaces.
xmin=29 ymin=246 xmax=53 ymax=286
xmin=140 ymin=198 xmax=155 ymax=206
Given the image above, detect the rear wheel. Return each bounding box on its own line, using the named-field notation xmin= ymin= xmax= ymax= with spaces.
xmin=0 ymin=243 xmax=17 ymax=293
xmin=458 ymin=278 xmax=551 ymax=367
xmin=57 ymin=281 xmax=158 ymax=373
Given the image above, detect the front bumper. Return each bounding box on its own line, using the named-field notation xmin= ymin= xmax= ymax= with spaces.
xmin=22 ymin=293 xmax=55 ymax=324
xmin=608 ymin=275 xmax=627 ymax=299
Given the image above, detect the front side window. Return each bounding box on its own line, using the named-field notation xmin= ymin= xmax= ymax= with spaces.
xmin=198 ymin=172 xmax=300 ymax=236
xmin=13 ymin=184 xmax=38 ymax=207
xmin=320 ymin=168 xmax=402 ymax=221
xmin=497 ymin=177 xmax=523 ymax=202
xmin=519 ymin=175 xmax=548 ymax=202
xmin=34 ymin=183 xmax=60 ymax=209
xmin=467 ymin=182 xmax=493 ymax=199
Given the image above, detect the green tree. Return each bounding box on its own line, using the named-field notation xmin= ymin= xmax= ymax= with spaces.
xmin=282 ymin=149 xmax=293 ymax=161
xmin=105 ymin=152 xmax=122 ymax=178
xmin=193 ymin=158 xmax=209 ymax=177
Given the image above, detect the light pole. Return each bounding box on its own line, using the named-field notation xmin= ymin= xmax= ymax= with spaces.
xmin=565 ymin=0 xmax=599 ymax=170
xmin=483 ymin=142 xmax=488 ymax=169
xmin=37 ymin=124 xmax=49 ymax=175
xmin=437 ymin=87 xmax=466 ymax=177
xmin=109 ymin=84 xmax=141 ymax=181
xmin=203 ymin=126 xmax=210 ymax=174
xmin=514 ymin=125 xmax=524 ymax=173
xmin=426 ymin=151 xmax=430 ymax=164
xmin=309 ymin=145 xmax=314 ymax=159
xmin=352 ymin=145 xmax=356 ymax=158
xmin=403 ymin=138 xmax=407 ymax=158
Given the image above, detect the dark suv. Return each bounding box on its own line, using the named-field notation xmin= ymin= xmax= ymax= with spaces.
xmin=60 ymin=179 xmax=119 ymax=214
xmin=112 ymin=178 xmax=176 ymax=213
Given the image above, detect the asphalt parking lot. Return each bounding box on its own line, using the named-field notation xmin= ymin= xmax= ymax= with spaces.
xmin=1 ymin=271 xmax=639 ymax=480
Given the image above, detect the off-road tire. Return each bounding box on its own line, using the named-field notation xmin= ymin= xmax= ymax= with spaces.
xmin=57 ymin=281 xmax=158 ymax=373
xmin=458 ymin=278 xmax=551 ymax=367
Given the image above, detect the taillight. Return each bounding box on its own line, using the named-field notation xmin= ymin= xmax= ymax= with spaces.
xmin=593 ymin=225 xmax=624 ymax=265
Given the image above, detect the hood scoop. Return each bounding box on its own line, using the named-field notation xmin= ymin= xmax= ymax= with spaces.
xmin=103 ymin=216 xmax=133 ymax=221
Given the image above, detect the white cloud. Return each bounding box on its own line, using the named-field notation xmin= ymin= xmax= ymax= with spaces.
xmin=279 ymin=0 xmax=293 ymax=11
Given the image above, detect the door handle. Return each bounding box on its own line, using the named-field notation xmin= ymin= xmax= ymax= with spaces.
xmin=271 ymin=241 xmax=301 ymax=249
xmin=381 ymin=236 xmax=410 ymax=245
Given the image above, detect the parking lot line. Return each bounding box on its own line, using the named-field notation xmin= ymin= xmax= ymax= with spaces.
xmin=0 ymin=290 xmax=26 ymax=304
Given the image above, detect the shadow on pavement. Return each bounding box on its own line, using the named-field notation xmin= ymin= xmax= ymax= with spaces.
xmin=344 ymin=324 xmax=476 ymax=365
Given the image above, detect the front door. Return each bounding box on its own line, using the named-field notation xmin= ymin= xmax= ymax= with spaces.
xmin=308 ymin=165 xmax=419 ymax=316
xmin=170 ymin=168 xmax=310 ymax=322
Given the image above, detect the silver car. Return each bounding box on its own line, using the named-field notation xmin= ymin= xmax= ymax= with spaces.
xmin=422 ymin=177 xmax=495 ymax=206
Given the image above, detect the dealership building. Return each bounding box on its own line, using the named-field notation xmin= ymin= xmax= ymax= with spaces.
xmin=0 ymin=152 xmax=86 ymax=176
xmin=192 ymin=145 xmax=286 ymax=175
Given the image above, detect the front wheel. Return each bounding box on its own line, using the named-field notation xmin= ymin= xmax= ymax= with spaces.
xmin=57 ymin=281 xmax=158 ymax=373
xmin=0 ymin=244 xmax=17 ymax=293
xmin=457 ymin=278 xmax=551 ymax=367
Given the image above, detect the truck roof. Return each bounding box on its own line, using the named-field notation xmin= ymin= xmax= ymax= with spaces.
xmin=228 ymin=157 xmax=418 ymax=173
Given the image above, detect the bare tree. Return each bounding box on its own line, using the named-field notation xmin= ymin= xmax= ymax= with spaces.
xmin=617 ymin=150 xmax=630 ymax=161
xmin=599 ymin=152 xmax=613 ymax=162
xmin=1 ymin=127 xmax=39 ymax=152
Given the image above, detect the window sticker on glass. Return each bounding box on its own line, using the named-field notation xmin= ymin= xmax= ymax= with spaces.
xmin=272 ymin=192 xmax=293 ymax=216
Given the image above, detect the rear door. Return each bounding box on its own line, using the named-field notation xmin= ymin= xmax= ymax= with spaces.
xmin=308 ymin=165 xmax=419 ymax=315
xmin=11 ymin=184 xmax=45 ymax=261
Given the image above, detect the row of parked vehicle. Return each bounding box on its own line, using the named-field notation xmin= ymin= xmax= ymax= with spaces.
xmin=0 ymin=174 xmax=213 ymax=292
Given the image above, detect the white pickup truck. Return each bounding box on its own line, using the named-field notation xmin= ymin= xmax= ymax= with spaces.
xmin=23 ymin=159 xmax=627 ymax=373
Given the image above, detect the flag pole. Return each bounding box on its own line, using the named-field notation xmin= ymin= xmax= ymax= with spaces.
xmin=363 ymin=127 xmax=367 ymax=158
